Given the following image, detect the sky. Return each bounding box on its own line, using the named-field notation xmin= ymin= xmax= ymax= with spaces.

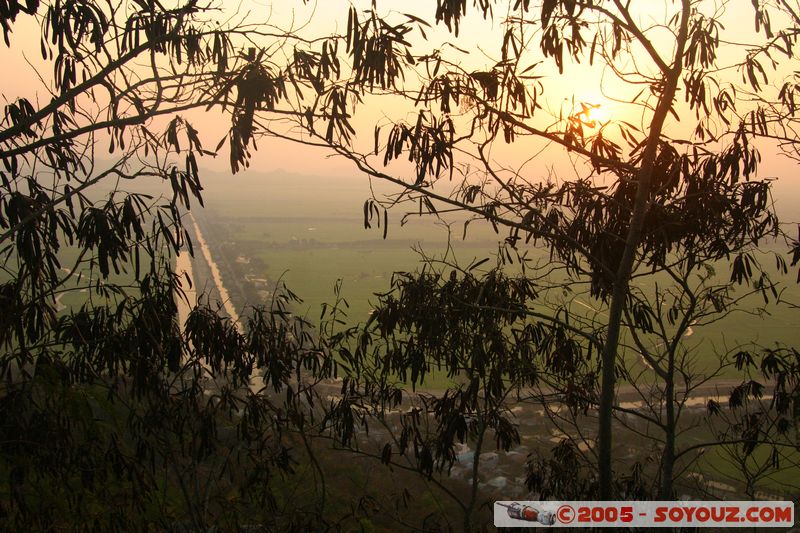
xmin=1 ymin=0 xmax=800 ymax=221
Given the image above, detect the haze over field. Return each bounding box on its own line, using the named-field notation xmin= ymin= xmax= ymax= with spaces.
xmin=187 ymin=167 xmax=800 ymax=378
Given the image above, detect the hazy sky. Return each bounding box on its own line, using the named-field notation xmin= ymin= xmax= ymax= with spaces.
xmin=2 ymin=0 xmax=800 ymax=221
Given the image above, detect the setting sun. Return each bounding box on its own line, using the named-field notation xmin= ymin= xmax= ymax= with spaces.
xmin=579 ymin=103 xmax=612 ymax=127
xmin=586 ymin=104 xmax=611 ymax=125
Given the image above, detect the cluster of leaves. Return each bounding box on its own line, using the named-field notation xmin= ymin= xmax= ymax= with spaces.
xmin=0 ymin=0 xmax=37 ymax=45
xmin=316 ymin=265 xmax=602 ymax=525
xmin=526 ymin=440 xmax=650 ymax=500
xmin=381 ymin=111 xmax=455 ymax=185
xmin=709 ymin=346 xmax=800 ymax=457
xmin=346 ymin=6 xmax=414 ymax=90
xmin=1 ymin=261 xmax=352 ymax=529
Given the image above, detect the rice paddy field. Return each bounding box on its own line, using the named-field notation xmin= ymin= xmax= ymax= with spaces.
xmin=6 ymin=168 xmax=799 ymax=382
xmin=195 ymin=169 xmax=800 ymax=381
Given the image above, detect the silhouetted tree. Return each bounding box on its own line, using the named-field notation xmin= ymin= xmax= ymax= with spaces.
xmin=0 ymin=0 xmax=353 ymax=529
xmin=253 ymin=0 xmax=800 ymax=501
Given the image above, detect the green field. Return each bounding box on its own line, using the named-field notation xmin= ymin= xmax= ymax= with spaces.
xmin=0 ymin=244 xmax=148 ymax=317
xmin=192 ymin=170 xmax=800 ymax=383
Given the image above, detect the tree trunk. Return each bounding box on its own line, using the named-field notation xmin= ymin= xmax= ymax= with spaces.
xmin=597 ymin=0 xmax=692 ymax=499
xmin=464 ymin=421 xmax=485 ymax=532
xmin=660 ymin=364 xmax=676 ymax=499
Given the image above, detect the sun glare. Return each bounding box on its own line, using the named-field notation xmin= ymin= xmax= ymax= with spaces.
xmin=581 ymin=103 xmax=611 ymax=127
